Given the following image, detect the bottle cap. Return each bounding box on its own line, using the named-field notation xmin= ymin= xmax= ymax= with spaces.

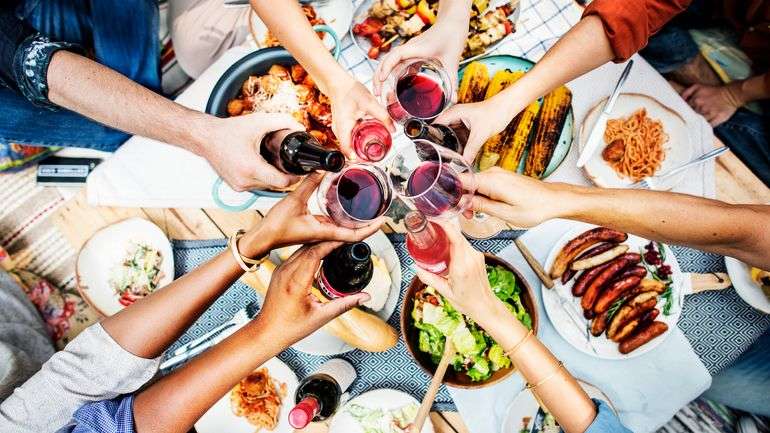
xmin=288 ymin=396 xmax=320 ymax=429
xmin=323 ymin=151 xmax=345 ymax=172
xmin=404 ymin=210 xmax=428 ymax=233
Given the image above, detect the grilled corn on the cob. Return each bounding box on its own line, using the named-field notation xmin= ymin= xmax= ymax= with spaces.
xmin=458 ymin=62 xmax=490 ymax=103
xmin=523 ymin=85 xmax=572 ymax=177
xmin=477 ymin=69 xmax=526 ymax=170
xmin=499 ymin=100 xmax=540 ymax=171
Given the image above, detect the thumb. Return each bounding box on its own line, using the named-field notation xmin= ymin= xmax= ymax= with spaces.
xmin=415 ymin=269 xmax=451 ymax=295
xmin=463 ymin=129 xmax=486 ymax=162
xmin=374 ymin=47 xmax=406 ymax=95
xmin=434 ymin=105 xmax=465 ymax=126
xmin=470 ymin=195 xmax=515 ymax=224
xmin=681 ymin=84 xmax=698 ymax=102
xmin=321 ymin=292 xmax=370 ymax=318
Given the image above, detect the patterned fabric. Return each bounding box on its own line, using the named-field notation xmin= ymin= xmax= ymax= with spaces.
xmin=167 ymin=232 xmax=769 ymax=412
xmin=60 ymin=395 xmax=136 ymax=433
xmin=0 ymin=142 xmax=54 ymax=172
xmin=12 ymin=34 xmax=82 ymax=109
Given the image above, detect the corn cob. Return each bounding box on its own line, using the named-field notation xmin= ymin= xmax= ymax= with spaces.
xmin=499 ymin=100 xmax=540 ymax=171
xmin=458 ymin=62 xmax=490 ymax=104
xmin=477 ymin=69 xmax=525 ymax=170
xmin=523 ymin=85 xmax=572 ymax=177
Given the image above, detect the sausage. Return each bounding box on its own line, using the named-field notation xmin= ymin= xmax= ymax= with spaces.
xmin=550 ymin=228 xmax=628 ymax=279
xmin=580 ymin=253 xmax=641 ymax=311
xmin=591 ymin=311 xmax=609 ymax=336
xmin=571 ymin=245 xmax=629 ymax=271
xmin=562 ymin=268 xmax=577 ymax=285
xmin=628 ymin=279 xmax=667 ymax=298
xmin=607 ymin=299 xmax=657 ymax=340
xmin=593 ymin=267 xmax=647 ymax=314
xmin=572 ymin=261 xmax=613 ymax=296
xmin=618 ymin=321 xmax=668 ymax=354
xmin=562 ymin=243 xmax=618 ymax=284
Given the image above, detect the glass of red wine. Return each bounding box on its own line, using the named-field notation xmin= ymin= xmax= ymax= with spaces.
xmin=317 ymin=163 xmax=393 ymax=228
xmin=379 ymin=58 xmax=455 ymax=124
xmin=386 ymin=139 xmax=475 ymax=220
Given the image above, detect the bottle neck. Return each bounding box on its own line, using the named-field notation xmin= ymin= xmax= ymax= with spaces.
xmin=405 ymin=212 xmax=437 ymax=249
xmin=404 ymin=118 xmax=460 ymax=153
xmin=280 ymin=131 xmax=345 ymax=174
xmin=288 ymin=396 xmax=320 ymax=429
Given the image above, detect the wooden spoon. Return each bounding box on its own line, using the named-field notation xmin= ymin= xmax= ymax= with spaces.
xmin=411 ymin=339 xmax=454 ymax=433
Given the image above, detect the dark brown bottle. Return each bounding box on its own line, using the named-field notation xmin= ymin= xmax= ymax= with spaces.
xmin=288 ymin=359 xmax=357 ymax=429
xmin=260 ymin=130 xmax=345 ymax=175
xmin=404 ymin=117 xmax=469 ymax=155
xmin=317 ymin=242 xmax=373 ymax=299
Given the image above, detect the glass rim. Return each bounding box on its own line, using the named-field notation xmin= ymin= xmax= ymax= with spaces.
xmin=388 ymin=139 xmax=450 ymax=201
xmin=328 ymin=164 xmax=393 ymax=223
xmin=381 ymin=57 xmax=456 ymax=121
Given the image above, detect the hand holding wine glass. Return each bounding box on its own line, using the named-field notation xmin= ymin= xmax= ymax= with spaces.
xmin=434 ymin=99 xmax=517 ymax=162
xmin=317 ymin=164 xmax=393 ymax=229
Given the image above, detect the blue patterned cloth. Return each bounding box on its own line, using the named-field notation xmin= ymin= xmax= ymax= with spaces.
xmin=166 ymin=232 xmax=770 ymax=412
xmin=57 ymin=395 xmax=135 ymax=433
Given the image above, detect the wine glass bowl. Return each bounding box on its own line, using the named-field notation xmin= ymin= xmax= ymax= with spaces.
xmin=317 ymin=164 xmax=393 ymax=229
xmin=379 ymin=58 xmax=455 ymax=124
xmin=386 ymin=139 xmax=475 ymax=219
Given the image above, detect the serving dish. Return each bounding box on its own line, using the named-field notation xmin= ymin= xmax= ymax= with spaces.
xmin=195 ymin=357 xmax=298 ymax=433
xmin=725 ymin=257 xmax=770 ymax=314
xmin=457 ymin=55 xmax=574 ymax=178
xmin=541 ymin=221 xmax=683 ymax=360
xmin=328 ymin=388 xmax=435 ymax=433
xmin=247 ymin=0 xmax=353 ymax=51
xmin=401 ymin=253 xmax=539 ymax=388
xmin=76 ymin=217 xmax=174 ymax=317
xmin=579 ymin=93 xmax=693 ymax=190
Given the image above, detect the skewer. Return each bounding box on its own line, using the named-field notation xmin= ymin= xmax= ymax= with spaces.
xmin=380 ymin=34 xmax=400 ymax=49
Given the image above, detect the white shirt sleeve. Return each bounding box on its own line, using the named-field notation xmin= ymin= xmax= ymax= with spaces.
xmin=0 ymin=323 xmax=160 ymax=433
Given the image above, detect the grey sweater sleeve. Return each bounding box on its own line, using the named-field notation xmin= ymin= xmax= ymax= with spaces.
xmin=0 ymin=323 xmax=161 ymax=433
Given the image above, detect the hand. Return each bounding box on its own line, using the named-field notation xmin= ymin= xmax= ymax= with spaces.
xmin=255 ymin=242 xmax=370 ymax=344
xmin=373 ymin=20 xmax=466 ymax=97
xmin=414 ymin=220 xmax=501 ymax=324
xmin=248 ymin=172 xmax=383 ymax=250
xmin=328 ymin=76 xmax=394 ymax=159
xmin=434 ymin=99 xmax=515 ymax=161
xmin=681 ymin=83 xmax=744 ymax=127
xmin=469 ymin=167 xmax=566 ymax=227
xmin=201 ymin=113 xmax=305 ymax=191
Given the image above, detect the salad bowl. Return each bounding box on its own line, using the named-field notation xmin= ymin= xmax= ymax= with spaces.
xmin=400 ymin=254 xmax=539 ymax=389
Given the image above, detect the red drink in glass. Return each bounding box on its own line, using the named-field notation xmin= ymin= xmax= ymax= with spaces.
xmin=318 ymin=165 xmax=392 ymax=228
xmin=351 ymin=119 xmax=392 ymax=162
xmin=405 ymin=211 xmax=450 ymax=275
xmin=395 ymin=73 xmax=446 ymax=119
xmin=406 ymin=161 xmax=463 ymax=217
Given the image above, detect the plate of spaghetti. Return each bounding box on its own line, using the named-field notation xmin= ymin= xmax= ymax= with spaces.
xmin=195 ymin=358 xmax=298 ymax=433
xmin=579 ymin=93 xmax=692 ymax=190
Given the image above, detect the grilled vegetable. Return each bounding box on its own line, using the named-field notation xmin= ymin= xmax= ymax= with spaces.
xmin=477 ymin=69 xmax=524 ymax=170
xmin=458 ymin=61 xmax=490 ymax=104
xmin=484 ymin=69 xmax=523 ymax=99
xmin=523 ymin=85 xmax=572 ymax=177
xmin=499 ymin=100 xmax=539 ymax=171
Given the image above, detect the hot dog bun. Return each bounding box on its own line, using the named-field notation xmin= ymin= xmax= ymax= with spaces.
xmin=241 ymin=260 xmax=398 ymax=352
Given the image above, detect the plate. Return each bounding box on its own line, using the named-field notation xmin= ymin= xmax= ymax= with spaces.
xmin=76 ymin=217 xmax=174 ymax=317
xmin=350 ymin=0 xmax=520 ymax=66
xmin=248 ymin=0 xmax=353 ymax=50
xmin=541 ymin=221 xmax=683 ymax=360
xmin=264 ymin=230 xmax=401 ymax=355
xmin=725 ymin=257 xmax=770 ymax=314
xmin=579 ymin=93 xmax=693 ymax=190
xmin=195 ymin=357 xmax=298 ymax=433
xmin=500 ymin=379 xmax=615 ymax=433
xmin=328 ymin=388 xmax=435 ymax=433
xmin=457 ymin=54 xmax=574 ymax=178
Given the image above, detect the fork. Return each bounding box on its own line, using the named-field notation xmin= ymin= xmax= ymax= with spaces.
xmin=224 ymin=0 xmax=330 ymax=7
xmin=630 ymin=146 xmax=729 ymax=189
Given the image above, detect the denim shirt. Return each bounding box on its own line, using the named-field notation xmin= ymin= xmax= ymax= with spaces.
xmin=0 ymin=1 xmax=82 ymax=109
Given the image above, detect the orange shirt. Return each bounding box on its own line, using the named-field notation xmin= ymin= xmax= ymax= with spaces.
xmin=583 ymin=0 xmax=692 ymax=61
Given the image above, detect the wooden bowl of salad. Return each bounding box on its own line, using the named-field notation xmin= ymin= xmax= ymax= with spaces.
xmin=400 ymin=253 xmax=539 ymax=389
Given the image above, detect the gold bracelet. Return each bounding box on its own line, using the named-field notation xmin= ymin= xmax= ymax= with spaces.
xmin=228 ymin=230 xmax=269 ymax=272
xmin=526 ymin=361 xmax=565 ymax=390
xmin=504 ymin=329 xmax=533 ymax=359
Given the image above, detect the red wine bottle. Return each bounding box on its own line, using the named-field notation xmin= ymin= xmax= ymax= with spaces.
xmin=317 ymin=242 xmax=373 ymax=299
xmin=404 ymin=118 xmax=469 ymax=155
xmin=288 ymin=359 xmax=357 ymax=429
xmin=405 ymin=211 xmax=450 ymax=275
xmin=260 ymin=130 xmax=345 ymax=175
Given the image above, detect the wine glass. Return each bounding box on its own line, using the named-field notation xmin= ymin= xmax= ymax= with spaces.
xmin=316 ymin=164 xmax=393 ymax=228
xmin=386 ymin=139 xmax=475 ymax=220
xmin=378 ymin=58 xmax=455 ymax=124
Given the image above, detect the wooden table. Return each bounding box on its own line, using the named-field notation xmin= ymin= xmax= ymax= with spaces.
xmin=51 ymin=139 xmax=768 ymax=433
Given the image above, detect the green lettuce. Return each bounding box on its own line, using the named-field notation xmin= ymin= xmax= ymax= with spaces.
xmin=467 ymin=356 xmax=491 ymax=381
xmin=488 ymin=344 xmax=511 ymax=370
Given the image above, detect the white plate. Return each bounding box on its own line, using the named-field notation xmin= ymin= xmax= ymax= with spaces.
xmin=725 ymin=257 xmax=770 ymax=314
xmin=76 ymin=217 xmax=174 ymax=316
xmin=500 ymin=380 xmax=615 ymax=433
xmin=541 ymin=221 xmax=683 ymax=360
xmin=579 ymin=93 xmax=693 ymax=190
xmin=262 ymin=230 xmax=401 ymax=355
xmin=195 ymin=357 xmax=298 ymax=433
xmin=350 ymin=0 xmax=520 ymax=66
xmin=329 ymin=388 xmax=435 ymax=433
xmin=248 ymin=0 xmax=353 ymax=50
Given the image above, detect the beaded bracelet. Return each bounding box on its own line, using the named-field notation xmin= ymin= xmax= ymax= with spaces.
xmin=504 ymin=329 xmax=534 ymax=359
xmin=526 ymin=361 xmax=565 ymax=390
xmin=227 ymin=229 xmax=269 ymax=272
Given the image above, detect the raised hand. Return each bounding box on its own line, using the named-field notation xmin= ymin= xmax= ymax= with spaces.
xmin=434 ymin=100 xmax=515 ymax=162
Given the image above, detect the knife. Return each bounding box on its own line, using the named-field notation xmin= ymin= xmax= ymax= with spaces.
xmin=576 ymin=60 xmax=634 ymax=168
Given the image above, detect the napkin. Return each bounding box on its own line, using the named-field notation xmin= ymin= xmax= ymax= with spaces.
xmin=448 ymin=219 xmax=712 ymax=433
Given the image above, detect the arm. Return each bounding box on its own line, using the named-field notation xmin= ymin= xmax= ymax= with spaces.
xmin=471 ymin=168 xmax=770 ymax=269
xmin=250 ymin=0 xmax=394 ymax=156
xmin=133 ymin=241 xmax=369 ymax=433
xmin=416 ymin=222 xmax=607 ymax=433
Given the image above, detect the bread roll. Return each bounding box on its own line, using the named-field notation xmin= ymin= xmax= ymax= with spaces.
xmin=241 ymin=260 xmax=398 ymax=352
